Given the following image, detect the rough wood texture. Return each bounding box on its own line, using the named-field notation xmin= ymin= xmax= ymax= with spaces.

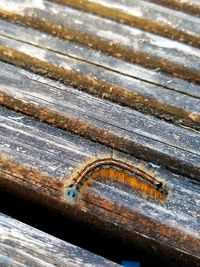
xmin=0 ymin=0 xmax=200 ymax=84
xmin=148 ymin=0 xmax=200 ymax=16
xmin=0 ymin=1 xmax=199 ymax=266
xmin=0 ymin=213 xmax=120 ymax=267
xmin=0 ymin=27 xmax=199 ymax=130
xmin=0 ymin=108 xmax=200 ymax=267
xmin=0 ymin=62 xmax=199 ymax=181
xmin=0 ymin=19 xmax=199 ymax=99
xmin=49 ymin=0 xmax=200 ymax=48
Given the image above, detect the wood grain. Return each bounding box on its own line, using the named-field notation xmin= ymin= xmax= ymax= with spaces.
xmin=49 ymin=0 xmax=200 ymax=47
xmin=0 ymin=31 xmax=199 ymax=130
xmin=0 ymin=62 xmax=199 ymax=181
xmin=0 ymin=107 xmax=200 ymax=267
xmin=0 ymin=19 xmax=199 ymax=99
xmin=0 ymin=1 xmax=199 ymax=266
xmin=0 ymin=0 xmax=200 ymax=83
xmin=147 ymin=0 xmax=200 ymax=16
xmin=0 ymin=213 xmax=120 ymax=267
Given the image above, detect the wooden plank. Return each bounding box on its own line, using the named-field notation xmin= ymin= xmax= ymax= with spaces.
xmin=0 ymin=213 xmax=120 ymax=267
xmin=0 ymin=107 xmax=200 ymax=267
xmin=0 ymin=0 xmax=200 ymax=84
xmin=0 ymin=63 xmax=199 ymax=182
xmin=49 ymin=0 xmax=200 ymax=48
xmin=0 ymin=2 xmax=199 ymax=266
xmin=0 ymin=33 xmax=199 ymax=130
xmin=0 ymin=19 xmax=199 ymax=99
xmin=147 ymin=0 xmax=200 ymax=17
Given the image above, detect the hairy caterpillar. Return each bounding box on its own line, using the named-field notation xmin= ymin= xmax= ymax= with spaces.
xmin=64 ymin=158 xmax=168 ymax=202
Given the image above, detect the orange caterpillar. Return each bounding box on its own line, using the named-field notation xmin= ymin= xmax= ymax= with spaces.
xmin=64 ymin=158 xmax=168 ymax=202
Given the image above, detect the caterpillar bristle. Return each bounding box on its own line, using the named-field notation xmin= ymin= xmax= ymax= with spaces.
xmin=64 ymin=156 xmax=168 ymax=202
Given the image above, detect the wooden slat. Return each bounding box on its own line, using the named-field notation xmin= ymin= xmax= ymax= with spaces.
xmin=0 ymin=107 xmax=200 ymax=267
xmin=0 ymin=2 xmax=199 ymax=266
xmin=0 ymin=213 xmax=120 ymax=267
xmin=0 ymin=62 xmax=200 ymax=181
xmin=0 ymin=30 xmax=199 ymax=130
xmin=0 ymin=0 xmax=200 ymax=84
xmin=49 ymin=0 xmax=200 ymax=48
xmin=147 ymin=0 xmax=200 ymax=17
xmin=0 ymin=19 xmax=199 ymax=100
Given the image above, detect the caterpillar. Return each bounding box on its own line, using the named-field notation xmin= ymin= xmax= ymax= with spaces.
xmin=64 ymin=158 xmax=168 ymax=202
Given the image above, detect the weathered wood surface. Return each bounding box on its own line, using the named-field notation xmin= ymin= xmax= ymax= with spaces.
xmin=148 ymin=0 xmax=200 ymax=16
xmin=0 ymin=1 xmax=199 ymax=266
xmin=0 ymin=62 xmax=200 ymax=181
xmin=0 ymin=25 xmax=199 ymax=130
xmin=0 ymin=107 xmax=200 ymax=267
xmin=0 ymin=19 xmax=199 ymax=100
xmin=0 ymin=0 xmax=200 ymax=84
xmin=49 ymin=0 xmax=200 ymax=47
xmin=0 ymin=213 xmax=120 ymax=267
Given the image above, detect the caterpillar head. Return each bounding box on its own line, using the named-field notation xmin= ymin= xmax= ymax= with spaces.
xmin=64 ymin=185 xmax=79 ymax=203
